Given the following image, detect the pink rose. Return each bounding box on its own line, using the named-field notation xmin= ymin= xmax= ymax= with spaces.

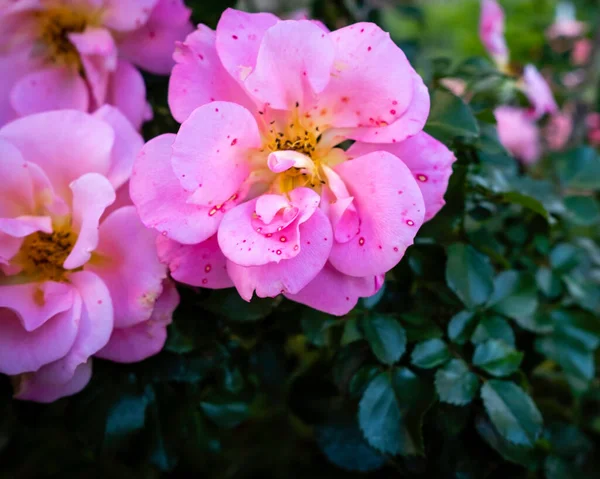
xmin=130 ymin=9 xmax=455 ymax=316
xmin=0 ymin=108 xmax=178 ymax=402
xmin=0 ymin=0 xmax=193 ymax=129
xmin=572 ymin=39 xmax=592 ymax=66
xmin=495 ymin=106 xmax=541 ymax=165
xmin=479 ymin=0 xmax=509 ymax=68
xmin=545 ymin=111 xmax=573 ymax=151
xmin=546 ymin=2 xmax=586 ymax=40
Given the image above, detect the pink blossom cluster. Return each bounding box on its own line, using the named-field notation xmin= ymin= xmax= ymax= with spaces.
xmin=479 ymin=0 xmax=559 ymax=164
xmin=0 ymin=0 xmax=193 ymax=129
xmin=130 ymin=9 xmax=455 ymax=316
xmin=0 ymin=108 xmax=177 ymax=402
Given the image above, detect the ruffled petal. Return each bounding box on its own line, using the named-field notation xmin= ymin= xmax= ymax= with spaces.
xmin=102 ymin=0 xmax=159 ymax=32
xmin=227 ymin=208 xmax=332 ymax=300
xmin=85 ymin=206 xmax=167 ymax=328
xmin=329 ymin=151 xmax=425 ymax=277
xmin=130 ymin=134 xmax=226 ymax=244
xmin=156 ymin=234 xmax=233 ymax=289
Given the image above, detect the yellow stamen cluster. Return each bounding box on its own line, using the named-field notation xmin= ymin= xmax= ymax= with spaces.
xmin=16 ymin=228 xmax=77 ymax=282
xmin=35 ymin=6 xmax=100 ymax=69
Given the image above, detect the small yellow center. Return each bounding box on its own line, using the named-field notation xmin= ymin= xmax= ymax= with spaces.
xmin=35 ymin=6 xmax=99 ymax=68
xmin=16 ymin=228 xmax=77 ymax=282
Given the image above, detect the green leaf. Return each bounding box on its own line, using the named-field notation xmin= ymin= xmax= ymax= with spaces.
xmin=425 ymin=89 xmax=480 ymax=142
xmin=536 ymin=267 xmax=563 ymax=299
xmin=563 ymin=196 xmax=600 ymax=226
xmin=400 ymin=313 xmax=443 ymax=342
xmin=340 ymin=318 xmax=363 ymax=346
xmin=501 ymin=191 xmax=550 ymax=221
xmin=315 ymin=420 xmax=386 ymax=472
xmin=555 ymin=146 xmax=600 ymax=190
xmin=550 ymin=243 xmax=580 ymax=273
xmin=535 ymin=336 xmax=594 ymax=383
xmin=358 ymin=369 xmax=435 ymax=456
xmin=362 ymin=315 xmax=407 ymax=365
xmin=200 ymin=395 xmax=250 ymax=429
xmin=103 ymin=389 xmax=150 ymax=453
xmin=447 ymin=310 xmax=477 ymax=344
xmin=445 ymin=243 xmax=495 ymax=310
xmin=475 ymin=415 xmax=539 ymax=468
xmin=480 ymin=380 xmax=543 ymax=446
xmin=435 ymin=359 xmax=480 ymax=405
xmin=411 ymin=338 xmax=451 ymax=369
xmin=471 ymin=316 xmax=515 ymax=347
xmin=488 ymin=271 xmax=538 ymax=320
xmin=513 ymin=312 xmax=554 ymax=334
xmin=301 ymin=310 xmax=336 ymax=347
xmin=473 ymin=339 xmax=523 ymax=377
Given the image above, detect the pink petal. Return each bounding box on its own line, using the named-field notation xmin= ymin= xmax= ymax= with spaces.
xmin=0 ymin=293 xmax=81 ymax=375
xmin=348 ymin=131 xmax=456 ymax=221
xmin=0 ymin=282 xmax=74 ymax=332
xmin=130 ymin=134 xmax=224 ymax=244
xmin=102 ymin=0 xmax=159 ymax=32
xmin=117 ymin=0 xmax=193 ymax=75
xmin=0 ymin=138 xmax=34 ymax=217
xmin=215 ymin=8 xmax=279 ymax=83
xmin=65 ymin=173 xmax=116 ymax=270
xmin=157 ymin=234 xmax=233 ymax=289
xmin=317 ymin=23 xmax=414 ymax=129
xmin=285 ymin=262 xmax=381 ymax=316
xmin=244 ymin=20 xmax=335 ymax=109
xmin=227 ymin=208 xmax=332 ymax=300
xmin=329 ymin=151 xmax=425 ymax=277
xmin=0 ymin=49 xmax=42 ymax=126
xmin=218 ymin=188 xmax=321 ymax=267
xmin=171 ymin=101 xmax=261 ymax=205
xmin=0 ymin=216 xmax=52 ymax=237
xmin=0 ymin=110 xmax=114 ymax=199
xmin=495 ymin=106 xmax=541 ymax=165
xmin=523 ymin=65 xmax=558 ymax=120
xmin=479 ymin=0 xmax=509 ymax=66
xmin=345 ymin=72 xmax=430 ymax=143
xmin=10 ymin=67 xmax=89 ymax=117
xmin=14 ymin=360 xmax=92 ymax=403
xmin=93 ymin=104 xmax=144 ymax=190
xmin=96 ymin=279 xmax=178 ymax=363
xmin=321 ymin=166 xmax=359 ymax=244
xmin=85 ymin=206 xmax=167 ymax=328
xmin=69 ymin=27 xmax=117 ymax=108
xmin=106 ymin=59 xmax=149 ymax=130
xmin=169 ymin=26 xmax=254 ymax=123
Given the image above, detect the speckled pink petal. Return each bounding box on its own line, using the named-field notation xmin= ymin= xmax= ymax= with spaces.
xmin=348 ymin=131 xmax=456 ymax=221
xmin=329 ymin=151 xmax=425 ymax=277
xmin=169 ymin=26 xmax=254 ymax=123
xmin=171 ymin=101 xmax=261 ymax=206
xmin=215 ymin=9 xmax=279 ymax=84
xmin=85 ymin=206 xmax=167 ymax=328
xmin=157 ymin=234 xmax=233 ymax=289
xmin=130 ymin=134 xmax=225 ymax=244
xmin=285 ymin=262 xmax=381 ymax=316
xmin=227 ymin=208 xmax=332 ymax=300
xmin=244 ymin=20 xmax=335 ymax=109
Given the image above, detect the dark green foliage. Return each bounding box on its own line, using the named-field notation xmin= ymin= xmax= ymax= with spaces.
xmin=1 ymin=1 xmax=599 ymax=478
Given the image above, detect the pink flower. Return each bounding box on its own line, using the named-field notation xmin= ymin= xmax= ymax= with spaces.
xmin=546 ymin=2 xmax=586 ymax=40
xmin=0 ymin=108 xmax=178 ymax=402
xmin=495 ymin=106 xmax=541 ymax=165
xmin=479 ymin=0 xmax=509 ymax=68
xmin=545 ymin=111 xmax=573 ymax=151
xmin=522 ymin=65 xmax=558 ymax=120
xmin=586 ymin=113 xmax=600 ymax=147
xmin=0 ymin=0 xmax=193 ymax=129
xmin=572 ymin=38 xmax=592 ymax=66
xmin=130 ymin=9 xmax=455 ymax=316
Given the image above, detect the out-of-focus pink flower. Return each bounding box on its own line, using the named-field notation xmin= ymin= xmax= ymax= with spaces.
xmin=130 ymin=9 xmax=455 ymax=316
xmin=495 ymin=106 xmax=541 ymax=164
xmin=0 ymin=108 xmax=177 ymax=402
xmin=479 ymin=0 xmax=509 ymax=68
xmin=545 ymin=111 xmax=573 ymax=151
xmin=587 ymin=113 xmax=600 ymax=147
xmin=440 ymin=78 xmax=467 ymax=97
xmin=523 ymin=65 xmax=558 ymax=120
xmin=572 ymin=38 xmax=592 ymax=66
xmin=0 ymin=0 xmax=193 ymax=129
xmin=546 ymin=2 xmax=586 ymax=40
xmin=562 ymin=69 xmax=586 ymax=88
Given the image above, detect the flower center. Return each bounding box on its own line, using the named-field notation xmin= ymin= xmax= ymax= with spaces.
xmin=35 ymin=6 xmax=99 ymax=68
xmin=15 ymin=228 xmax=77 ymax=282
